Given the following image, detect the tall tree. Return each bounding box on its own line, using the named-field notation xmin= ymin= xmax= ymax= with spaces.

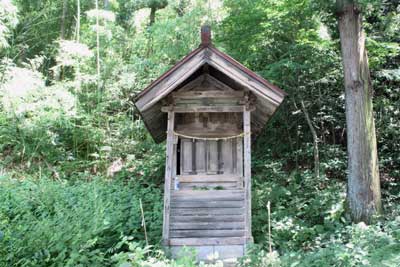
xmin=148 ymin=0 xmax=168 ymax=26
xmin=336 ymin=0 xmax=382 ymax=223
xmin=95 ymin=0 xmax=101 ymax=93
xmin=60 ymin=0 xmax=69 ymax=39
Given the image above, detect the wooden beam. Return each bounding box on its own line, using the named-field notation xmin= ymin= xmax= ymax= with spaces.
xmin=170 ymin=222 xmax=245 ymax=230
xmin=161 ymin=105 xmax=245 ymax=113
xmin=171 ymin=215 xmax=244 ymax=223
xmin=162 ymin=111 xmax=175 ymax=245
xmin=170 ymin=229 xmax=245 ymax=238
xmin=171 ymin=207 xmax=245 ymax=216
xmin=172 ymin=90 xmax=244 ymax=99
xmin=169 ymin=237 xmax=246 ymax=246
xmin=170 ymin=201 xmax=244 ymax=208
xmin=176 ymin=74 xmax=236 ymax=93
xmin=237 ymin=136 xmax=244 ymax=188
xmin=243 ymin=107 xmax=253 ymax=242
xmin=176 ymin=174 xmax=242 ymax=183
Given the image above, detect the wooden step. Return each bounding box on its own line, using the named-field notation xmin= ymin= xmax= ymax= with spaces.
xmin=170 ymin=229 xmax=245 ymax=238
xmin=171 ymin=222 xmax=245 ymax=230
xmin=171 ymin=207 xmax=245 ymax=216
xmin=177 ymin=175 xmax=241 ymax=183
xmin=169 ymin=237 xmax=246 ymax=246
xmin=171 ymin=215 xmax=244 ymax=223
xmin=172 ymin=191 xmax=244 ymax=201
xmin=175 ymin=175 xmax=243 ymax=190
xmin=171 ymin=200 xmax=244 ymax=208
xmin=179 ymin=183 xmax=239 ymax=190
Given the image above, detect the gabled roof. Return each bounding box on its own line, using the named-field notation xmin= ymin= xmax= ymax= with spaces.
xmin=134 ymin=26 xmax=287 ymax=143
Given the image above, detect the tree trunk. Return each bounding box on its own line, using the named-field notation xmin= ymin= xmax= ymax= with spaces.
xmin=95 ymin=0 xmax=101 ymax=95
xmin=301 ymin=100 xmax=320 ymax=179
xmin=149 ymin=7 xmax=156 ymax=26
xmin=59 ymin=0 xmax=69 ymax=81
xmin=336 ymin=0 xmax=382 ymax=223
xmin=60 ymin=0 xmax=68 ymax=39
xmin=75 ymin=0 xmax=81 ymax=92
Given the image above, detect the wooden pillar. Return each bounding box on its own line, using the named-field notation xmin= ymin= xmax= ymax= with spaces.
xmin=162 ymin=111 xmax=175 ymax=244
xmin=243 ymin=107 xmax=252 ymax=242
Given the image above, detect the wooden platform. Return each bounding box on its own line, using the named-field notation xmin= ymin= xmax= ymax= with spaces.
xmin=167 ymin=190 xmax=247 ymax=263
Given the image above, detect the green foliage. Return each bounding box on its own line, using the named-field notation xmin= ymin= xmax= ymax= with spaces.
xmin=0 ymin=175 xmax=163 ymax=267
xmin=111 ymin=240 xmax=223 ymax=267
xmin=0 ymin=0 xmax=399 ymax=266
xmin=0 ymin=0 xmax=18 ymax=50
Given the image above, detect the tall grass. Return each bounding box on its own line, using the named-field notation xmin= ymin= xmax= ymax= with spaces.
xmin=0 ymin=175 xmax=162 ymax=267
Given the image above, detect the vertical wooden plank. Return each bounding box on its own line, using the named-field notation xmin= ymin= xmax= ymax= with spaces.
xmin=195 ymin=140 xmax=206 ymax=174
xmin=207 ymin=141 xmax=219 ymax=174
xmin=236 ymin=137 xmax=243 ymax=187
xmin=222 ymin=139 xmax=233 ymax=174
xmin=217 ymin=140 xmax=223 ymax=173
xmin=243 ymin=108 xmax=252 ymax=242
xmin=181 ymin=139 xmax=193 ymax=174
xmin=172 ymin=135 xmax=178 ymax=190
xmin=163 ymin=111 xmax=175 ymax=244
xmin=232 ymin=138 xmax=238 ymax=174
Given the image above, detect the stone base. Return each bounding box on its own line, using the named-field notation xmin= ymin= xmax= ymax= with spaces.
xmin=169 ymin=245 xmax=244 ymax=265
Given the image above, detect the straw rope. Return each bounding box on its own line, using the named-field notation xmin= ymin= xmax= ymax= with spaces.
xmin=171 ymin=131 xmax=248 ymax=141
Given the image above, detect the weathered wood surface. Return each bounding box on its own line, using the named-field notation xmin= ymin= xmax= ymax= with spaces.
xmin=136 ymin=49 xmax=206 ymax=112
xmin=208 ymin=47 xmax=284 ymax=105
xmin=171 ymin=201 xmax=244 ymax=208
xmin=136 ymin=48 xmax=285 ymax=113
xmin=176 ymin=175 xmax=242 ymax=190
xmin=171 ymin=215 xmax=244 ymax=223
xmin=173 ymin=90 xmax=244 ymax=99
xmin=243 ymin=108 xmax=252 ymax=241
xmin=169 ymin=188 xmax=246 ymax=243
xmin=169 ymin=237 xmax=245 ymax=246
xmin=177 ymin=175 xmax=242 ymax=183
xmin=162 ymin=111 xmax=175 ymax=242
xmin=161 ymin=105 xmax=244 ymax=113
xmin=237 ymin=137 xmax=243 ymax=186
xmin=178 ymin=181 xmax=239 ymax=190
xmin=179 ymin=138 xmax=243 ymax=178
xmin=171 ymin=207 xmax=245 ymax=216
xmin=170 ymin=222 xmax=245 ymax=230
xmin=179 ymin=183 xmax=238 ymax=190
xmin=170 ymin=230 xmax=245 ymax=238
xmin=172 ymin=190 xmax=244 ymax=200
xmin=172 ymin=189 xmax=244 ymax=196
xmin=175 ymin=74 xmax=236 ymax=93
xmin=134 ymin=46 xmax=286 ymax=143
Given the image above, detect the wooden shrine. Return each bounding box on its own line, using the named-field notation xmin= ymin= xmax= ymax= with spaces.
xmin=134 ymin=26 xmax=286 ymax=262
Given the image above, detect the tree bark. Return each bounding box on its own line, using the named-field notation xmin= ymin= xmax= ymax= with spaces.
xmin=336 ymin=0 xmax=382 ymax=223
xmin=95 ymin=0 xmax=101 ymax=95
xmin=60 ymin=0 xmax=68 ymax=40
xmin=76 ymin=0 xmax=81 ymax=92
xmin=149 ymin=7 xmax=156 ymax=26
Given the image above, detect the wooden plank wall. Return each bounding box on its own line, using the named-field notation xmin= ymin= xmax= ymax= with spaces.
xmin=169 ymin=190 xmax=246 ymax=246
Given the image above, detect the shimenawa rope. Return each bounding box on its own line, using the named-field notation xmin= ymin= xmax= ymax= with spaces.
xmin=171 ymin=131 xmax=249 ymax=141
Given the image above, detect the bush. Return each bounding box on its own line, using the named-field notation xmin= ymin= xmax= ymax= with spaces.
xmin=0 ymin=175 xmax=163 ymax=267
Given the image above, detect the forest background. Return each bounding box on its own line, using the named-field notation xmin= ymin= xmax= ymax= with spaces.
xmin=0 ymin=0 xmax=399 ymax=266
